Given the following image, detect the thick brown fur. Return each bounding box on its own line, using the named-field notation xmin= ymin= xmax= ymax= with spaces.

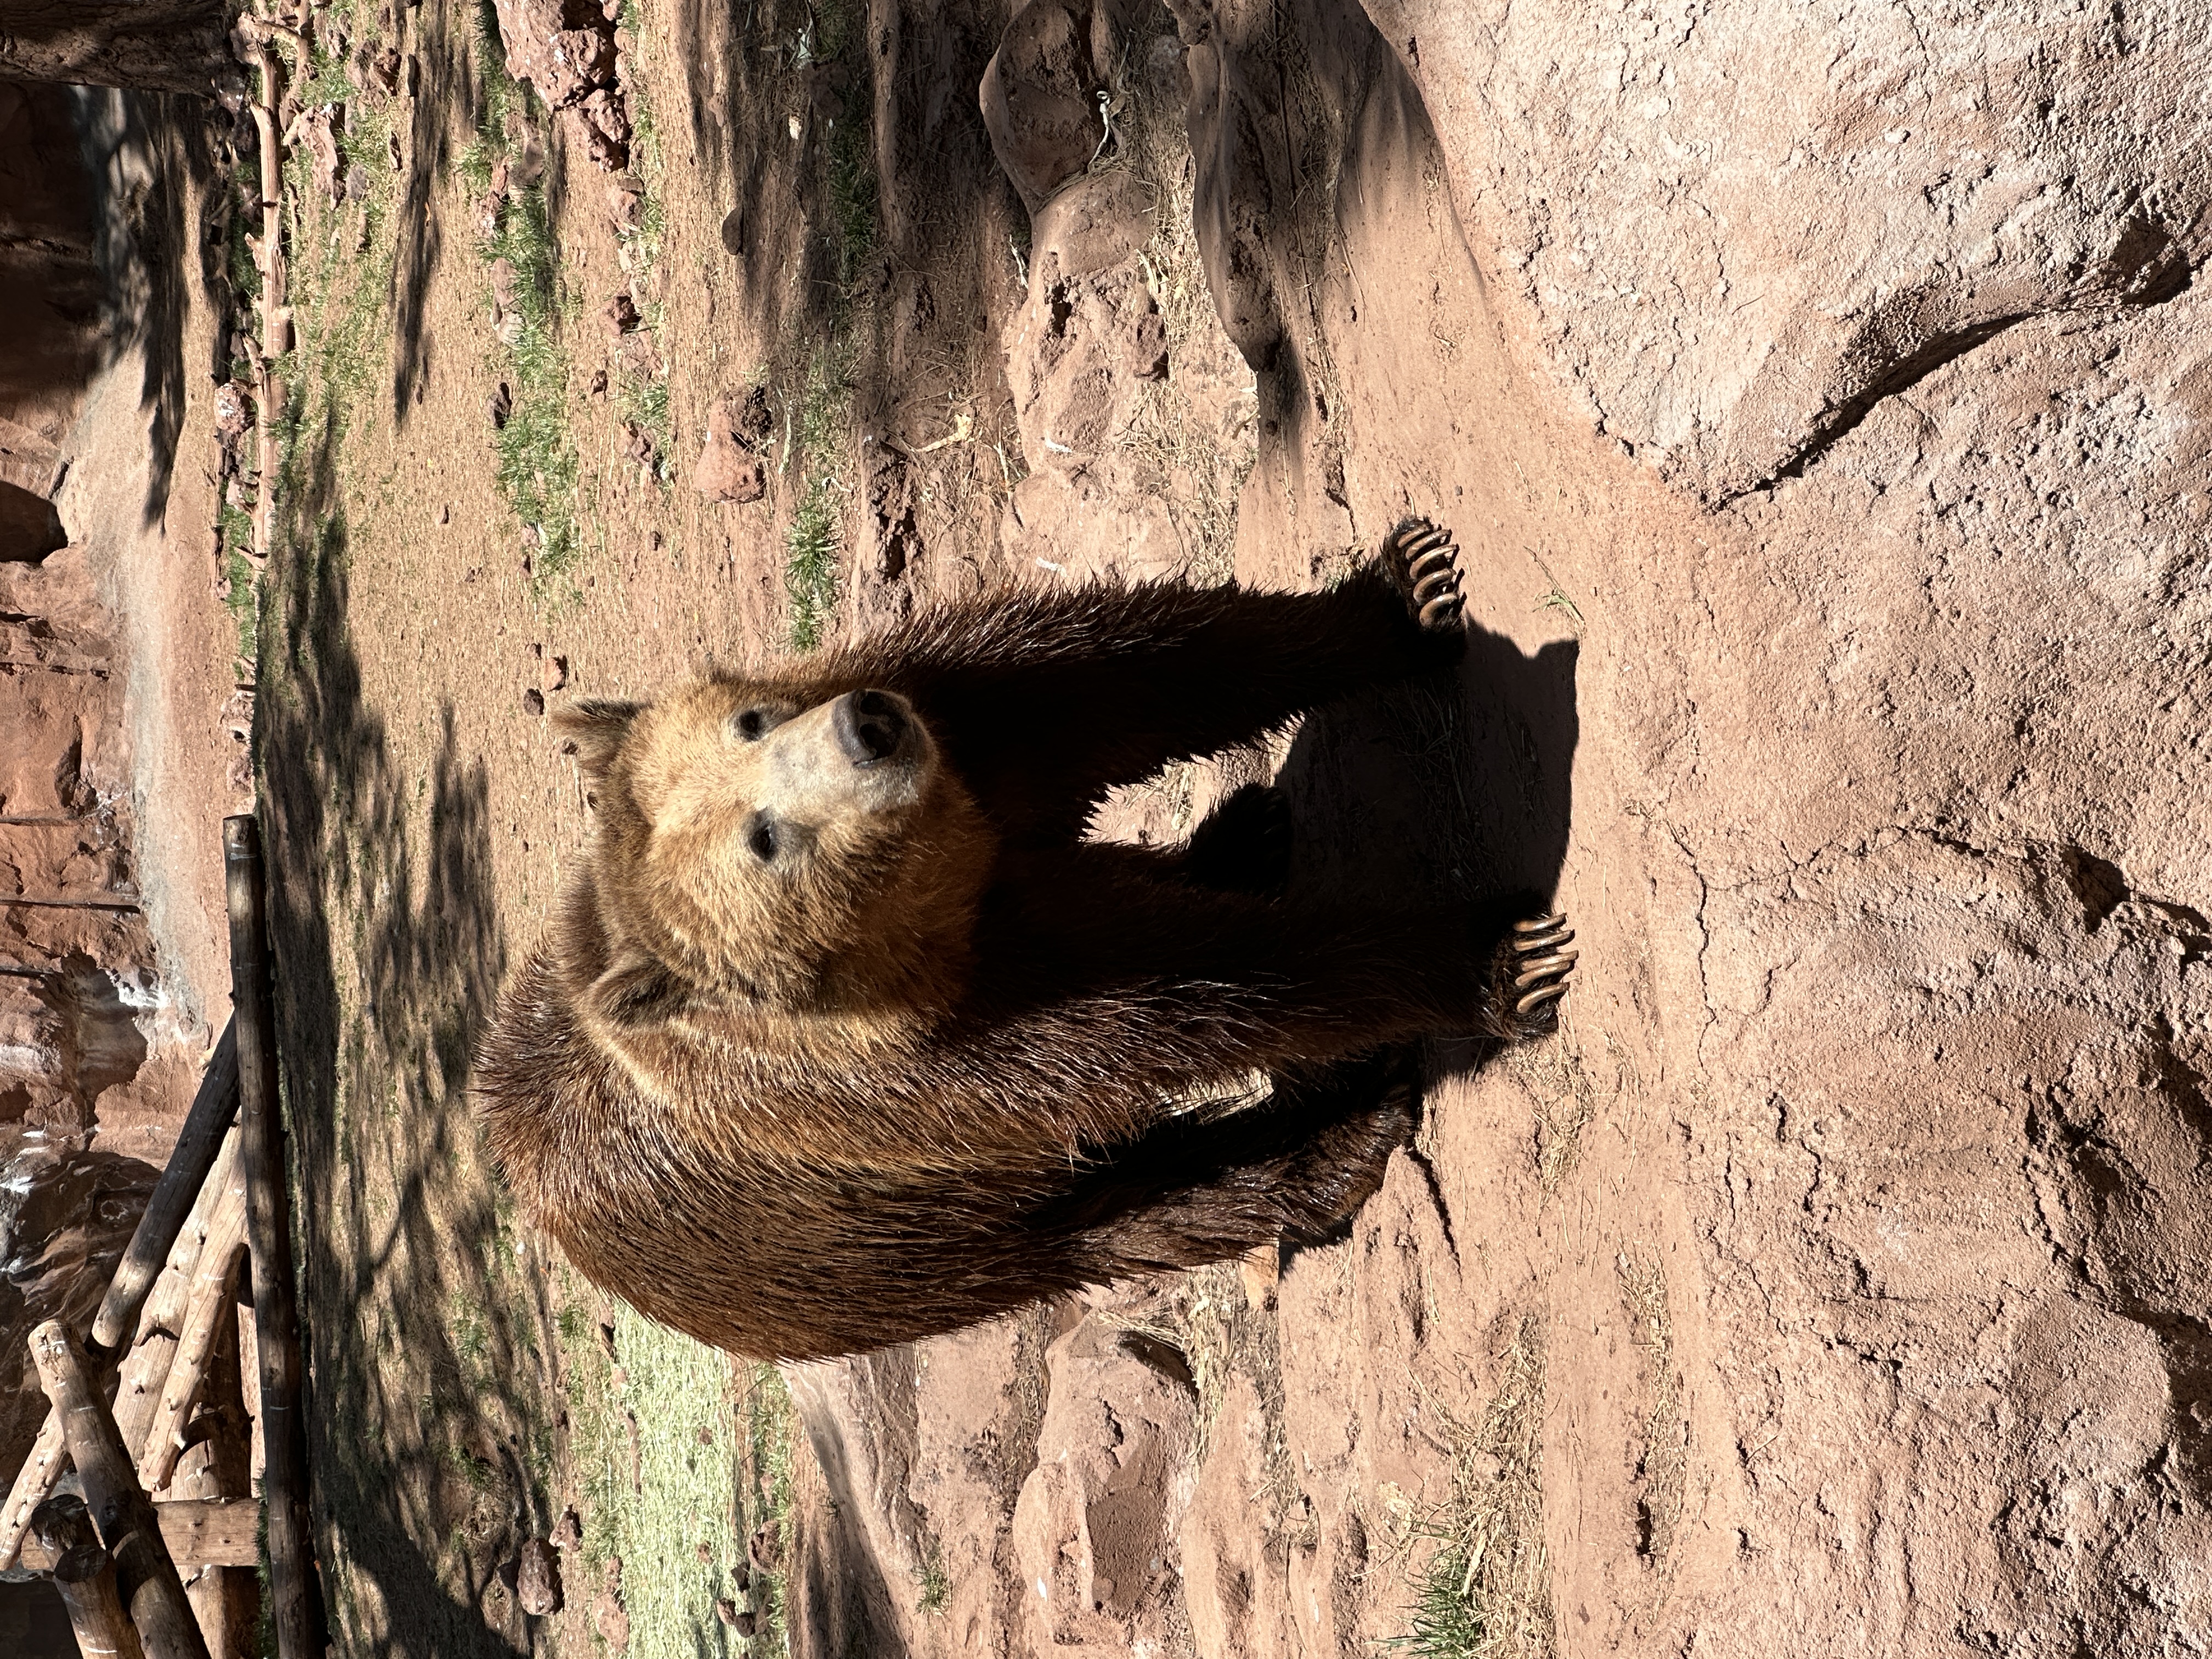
xmin=476 ymin=539 xmax=1565 ymax=1361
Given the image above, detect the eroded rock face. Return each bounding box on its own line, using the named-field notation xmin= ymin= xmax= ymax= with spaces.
xmin=1010 ymin=1316 xmax=1198 ymax=1653
xmin=0 ymin=546 xmax=202 ymax=1509
xmin=1152 ymin=0 xmax=2212 ymax=1649
xmin=1357 ymin=0 xmax=2211 ymax=504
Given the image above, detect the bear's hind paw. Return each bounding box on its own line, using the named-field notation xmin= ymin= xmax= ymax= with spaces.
xmin=1496 ymin=912 xmax=1576 ymax=1040
xmin=1386 ymin=516 xmax=1467 ymax=634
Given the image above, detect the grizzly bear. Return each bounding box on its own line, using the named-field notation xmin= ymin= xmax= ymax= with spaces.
xmin=475 ymin=520 xmax=1576 ymax=1361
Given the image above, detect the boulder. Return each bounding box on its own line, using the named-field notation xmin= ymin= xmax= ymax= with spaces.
xmin=979 ymin=0 xmax=1117 ymax=213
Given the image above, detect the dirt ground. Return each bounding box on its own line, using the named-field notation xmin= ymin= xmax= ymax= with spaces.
xmin=190 ymin=0 xmax=2212 ymax=1652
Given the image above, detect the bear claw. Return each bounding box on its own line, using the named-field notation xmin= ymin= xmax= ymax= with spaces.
xmin=1502 ymin=912 xmax=1576 ymax=1035
xmin=1387 ymin=517 xmax=1467 ymax=633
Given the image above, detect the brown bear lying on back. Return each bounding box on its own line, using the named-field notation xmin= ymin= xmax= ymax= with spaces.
xmin=475 ymin=521 xmax=1575 ymax=1361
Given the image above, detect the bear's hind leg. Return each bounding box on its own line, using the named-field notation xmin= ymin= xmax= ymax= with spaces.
xmin=1031 ymin=1049 xmax=1424 ymax=1274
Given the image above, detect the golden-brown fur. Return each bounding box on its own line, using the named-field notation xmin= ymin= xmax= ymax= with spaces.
xmin=476 ymin=551 xmax=1564 ymax=1360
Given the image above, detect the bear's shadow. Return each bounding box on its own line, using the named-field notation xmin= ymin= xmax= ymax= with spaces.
xmin=1271 ymin=622 xmax=1580 ymax=1084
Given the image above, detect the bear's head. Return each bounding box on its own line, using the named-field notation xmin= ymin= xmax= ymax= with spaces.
xmin=557 ymin=678 xmax=992 ymax=1023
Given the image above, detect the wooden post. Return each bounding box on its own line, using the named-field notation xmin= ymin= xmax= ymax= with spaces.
xmin=22 ymin=1498 xmax=261 ymax=1575
xmin=91 ymin=1019 xmax=241 ymax=1356
xmin=139 ymin=1190 xmax=251 ymax=1493
xmin=0 ymin=1129 xmax=245 ymax=1572
xmin=31 ymin=1494 xmax=147 ymax=1659
xmin=224 ymin=815 xmax=323 ymax=1659
xmin=31 ymin=1322 xmax=210 ymax=1659
xmin=155 ymin=1497 xmax=262 ymax=1571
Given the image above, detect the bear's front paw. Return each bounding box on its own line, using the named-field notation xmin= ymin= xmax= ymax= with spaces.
xmin=1385 ymin=517 xmax=1467 ymax=634
xmin=1492 ymin=912 xmax=1576 ymax=1040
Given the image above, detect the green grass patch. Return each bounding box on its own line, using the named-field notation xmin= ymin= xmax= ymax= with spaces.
xmin=608 ymin=0 xmax=673 ymax=481
xmin=765 ymin=0 xmax=882 ymax=651
xmin=461 ymin=16 xmax=583 ymax=590
xmin=566 ymin=1304 xmax=783 ymax=1658
xmin=782 ymin=339 xmax=857 ymax=650
xmin=741 ymin=1362 xmax=798 ymax=1653
xmin=915 ymin=1534 xmax=949 ymax=1616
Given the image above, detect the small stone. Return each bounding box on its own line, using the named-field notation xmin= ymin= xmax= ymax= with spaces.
xmin=608 ymin=178 xmax=645 ymax=231
xmin=719 ymin=208 xmax=746 ymax=256
xmin=748 ymin=1521 xmax=781 ymax=1571
xmin=617 ymin=331 xmax=662 ymax=377
xmin=594 ymin=1589 xmax=631 ymax=1651
xmin=517 ymin=1538 xmax=563 ymax=1614
xmin=550 ymin=1508 xmax=582 ymax=1551
xmin=548 ymin=654 xmax=570 ymax=691
xmin=523 ymin=688 xmax=546 ymax=716
xmin=697 ymin=1542 xmax=714 ymax=1564
xmin=601 ymin=293 xmax=640 ymax=337
xmin=714 ymin=1598 xmax=738 ymax=1626
xmin=487 ymin=382 xmax=514 ymax=428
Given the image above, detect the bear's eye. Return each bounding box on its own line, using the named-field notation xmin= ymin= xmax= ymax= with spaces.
xmin=747 ymin=812 xmax=780 ymax=862
xmin=733 ymin=708 xmax=776 ymax=741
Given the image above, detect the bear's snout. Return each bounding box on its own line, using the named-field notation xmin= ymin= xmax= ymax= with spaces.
xmin=832 ymin=689 xmax=911 ymax=766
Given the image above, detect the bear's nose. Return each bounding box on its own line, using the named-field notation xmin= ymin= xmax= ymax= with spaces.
xmin=832 ymin=689 xmax=909 ymax=765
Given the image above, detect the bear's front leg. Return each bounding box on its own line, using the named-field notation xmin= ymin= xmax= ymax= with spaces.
xmin=843 ymin=519 xmax=1475 ymax=840
xmin=970 ymin=849 xmax=1575 ymax=1090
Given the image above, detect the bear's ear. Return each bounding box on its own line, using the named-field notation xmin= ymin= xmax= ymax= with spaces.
xmin=590 ymin=948 xmax=691 ymax=1026
xmin=555 ymin=699 xmax=644 ymax=783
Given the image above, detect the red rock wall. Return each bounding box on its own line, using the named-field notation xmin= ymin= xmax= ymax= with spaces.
xmin=0 ymin=79 xmax=101 ymax=565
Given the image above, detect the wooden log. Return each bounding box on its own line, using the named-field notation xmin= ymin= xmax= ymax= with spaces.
xmin=224 ymin=816 xmax=323 ymax=1658
xmin=137 ymin=1130 xmax=246 ymax=1345
xmin=31 ymin=1494 xmax=147 ymax=1659
xmin=139 ymin=1199 xmax=250 ymax=1492
xmin=0 ymin=1129 xmax=245 ymax=1572
xmin=166 ymin=1265 xmax=262 ymax=1658
xmin=21 ymin=1496 xmax=262 ymax=1574
xmin=31 ymin=1321 xmax=211 ymax=1659
xmin=0 ymin=1409 xmax=66 ymax=1575
xmin=92 ymin=1020 xmax=241 ymax=1356
xmin=121 ymin=1138 xmax=249 ymax=1460
xmin=157 ymin=1496 xmax=261 ymax=1571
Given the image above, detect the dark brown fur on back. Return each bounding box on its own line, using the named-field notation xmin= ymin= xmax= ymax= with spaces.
xmin=476 ymin=562 xmax=1542 ymax=1360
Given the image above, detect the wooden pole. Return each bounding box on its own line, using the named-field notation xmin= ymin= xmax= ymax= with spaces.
xmin=224 ymin=815 xmax=323 ymax=1659
xmin=31 ymin=1495 xmax=147 ymax=1659
xmin=139 ymin=1189 xmax=251 ymax=1493
xmin=91 ymin=1020 xmax=241 ymax=1356
xmin=154 ymin=1497 xmax=261 ymax=1572
xmin=31 ymin=1322 xmax=210 ymax=1659
xmin=22 ymin=1497 xmax=261 ymax=1575
xmin=121 ymin=1132 xmax=247 ymax=1452
xmin=0 ymin=1130 xmax=245 ymax=1572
